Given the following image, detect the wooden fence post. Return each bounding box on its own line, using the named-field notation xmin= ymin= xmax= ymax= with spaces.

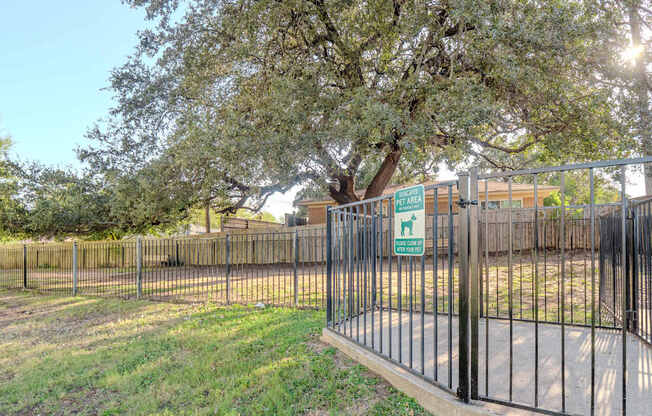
xmin=72 ymin=242 xmax=78 ymax=296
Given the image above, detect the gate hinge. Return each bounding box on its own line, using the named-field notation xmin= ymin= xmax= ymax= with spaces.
xmin=457 ymin=198 xmax=478 ymax=208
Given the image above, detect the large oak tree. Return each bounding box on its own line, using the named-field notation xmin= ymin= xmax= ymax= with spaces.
xmin=82 ymin=0 xmax=633 ymax=214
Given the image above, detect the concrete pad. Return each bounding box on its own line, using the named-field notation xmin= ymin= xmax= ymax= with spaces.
xmin=322 ymin=327 xmax=518 ymax=416
xmin=327 ymin=311 xmax=652 ymax=416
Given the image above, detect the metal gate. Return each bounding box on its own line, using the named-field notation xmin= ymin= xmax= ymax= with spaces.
xmin=326 ymin=157 xmax=652 ymax=416
xmin=600 ymin=196 xmax=652 ymax=345
xmin=325 ymin=179 xmax=472 ymax=398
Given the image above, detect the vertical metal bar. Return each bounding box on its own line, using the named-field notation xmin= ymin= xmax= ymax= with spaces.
xmin=469 ymin=168 xmax=479 ymax=400
xmin=335 ymin=213 xmax=341 ymax=330
xmin=647 ymin=202 xmax=651 ymax=343
xmin=560 ymin=171 xmax=566 ymax=413
xmin=534 ymin=175 xmax=539 ymax=408
xmin=637 ymin=207 xmax=641 ymax=332
xmin=324 ymin=229 xmax=326 ymax=306
xmin=22 ymin=245 xmax=27 ymax=289
xmin=372 ymin=201 xmax=377 ymax=351
xmin=571 ymin=218 xmax=575 ymax=324
xmin=409 ymin=255 xmax=413 ymax=369
xmin=484 ymin=180 xmax=489 ymax=396
xmin=508 ymin=176 xmax=513 ymax=402
xmin=327 ymin=208 xmax=333 ymax=326
xmin=379 ymin=200 xmax=384 ymax=354
xmin=589 ymin=168 xmax=596 ymax=416
xmin=294 ymin=229 xmax=299 ymax=307
xmin=136 ymin=238 xmax=142 ymax=299
xmin=524 ymin=224 xmax=534 ymax=319
xmin=544 ymin=218 xmax=548 ymax=321
xmin=363 ymin=203 xmax=368 ymax=346
xmin=352 ymin=207 xmax=357 ymax=340
xmin=421 ymin=243 xmax=425 ymax=375
xmin=458 ymin=172 xmax=470 ymax=403
xmin=342 ymin=212 xmax=347 ymax=331
xmin=305 ymin=230 xmax=309 ymax=307
xmin=620 ymin=166 xmax=627 ymax=416
xmin=630 ymin=211 xmax=636 ymax=334
xmin=73 ymin=242 xmax=78 ymax=296
xmin=447 ymin=184 xmax=454 ymax=390
xmin=398 ymin=254 xmax=403 ymax=364
xmin=646 ymin=202 xmax=652 ymax=343
xmin=433 ymin=188 xmax=439 ymax=382
xmin=389 ymin=199 xmax=393 ymax=360
xmin=344 ymin=209 xmax=349 ymax=335
xmin=342 ymin=212 xmax=347 ymax=332
xmin=226 ymin=235 xmax=231 ymax=305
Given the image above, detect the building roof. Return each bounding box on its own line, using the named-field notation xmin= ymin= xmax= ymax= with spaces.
xmin=297 ymin=180 xmax=559 ymax=206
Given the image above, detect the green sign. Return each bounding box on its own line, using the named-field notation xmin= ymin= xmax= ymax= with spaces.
xmin=394 ymin=185 xmax=425 ymax=256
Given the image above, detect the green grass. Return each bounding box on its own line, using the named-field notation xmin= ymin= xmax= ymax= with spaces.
xmin=0 ymin=290 xmax=431 ymax=416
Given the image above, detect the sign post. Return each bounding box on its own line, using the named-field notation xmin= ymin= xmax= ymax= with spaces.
xmin=393 ymin=184 xmax=426 ymax=256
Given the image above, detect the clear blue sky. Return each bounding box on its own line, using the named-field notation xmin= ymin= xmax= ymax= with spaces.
xmin=0 ymin=1 xmax=148 ymax=168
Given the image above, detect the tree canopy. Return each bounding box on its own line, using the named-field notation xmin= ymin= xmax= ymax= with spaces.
xmin=1 ymin=1 xmax=649 ymax=239
xmin=82 ymin=0 xmax=636 ymax=215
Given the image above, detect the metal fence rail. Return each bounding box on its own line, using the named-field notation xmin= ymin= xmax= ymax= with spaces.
xmin=0 ymin=229 xmax=327 ymax=309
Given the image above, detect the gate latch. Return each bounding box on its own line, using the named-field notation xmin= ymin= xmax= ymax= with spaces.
xmin=457 ymin=198 xmax=478 ymax=208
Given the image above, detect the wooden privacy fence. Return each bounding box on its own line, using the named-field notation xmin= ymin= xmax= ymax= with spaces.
xmin=355 ymin=214 xmax=599 ymax=257
xmin=0 ymin=210 xmax=605 ymax=312
xmin=0 ymin=215 xmax=598 ymax=271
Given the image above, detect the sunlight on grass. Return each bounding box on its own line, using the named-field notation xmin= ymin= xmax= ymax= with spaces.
xmin=0 ymin=290 xmax=430 ymax=416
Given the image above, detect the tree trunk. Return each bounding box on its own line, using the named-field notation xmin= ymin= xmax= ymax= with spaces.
xmin=364 ymin=147 xmax=402 ymax=199
xmin=628 ymin=3 xmax=652 ymax=194
xmin=326 ymin=146 xmax=403 ymax=204
xmin=328 ymin=175 xmax=359 ymax=204
xmin=205 ymin=204 xmax=211 ymax=233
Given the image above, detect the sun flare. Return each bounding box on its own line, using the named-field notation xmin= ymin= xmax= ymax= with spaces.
xmin=621 ymin=44 xmax=644 ymax=64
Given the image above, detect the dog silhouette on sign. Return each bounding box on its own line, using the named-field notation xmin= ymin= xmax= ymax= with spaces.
xmin=401 ymin=214 xmax=417 ymax=236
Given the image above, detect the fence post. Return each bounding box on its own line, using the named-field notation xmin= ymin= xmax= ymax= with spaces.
xmin=226 ymin=235 xmax=231 ymax=304
xmin=630 ymin=206 xmax=637 ymax=333
xmin=293 ymin=230 xmax=299 ymax=307
xmin=326 ymin=208 xmax=333 ymax=327
xmin=72 ymin=242 xmax=78 ymax=296
xmin=136 ymin=238 xmax=143 ymax=299
xmin=619 ymin=166 xmax=628 ymax=413
xmin=22 ymin=245 xmax=27 ymax=289
xmin=457 ymin=171 xmax=471 ymax=403
xmin=469 ymin=168 xmax=480 ymax=400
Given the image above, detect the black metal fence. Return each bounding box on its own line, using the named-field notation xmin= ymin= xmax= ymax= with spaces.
xmin=600 ymin=197 xmax=652 ymax=345
xmin=3 ymin=158 xmax=652 ymax=415
xmin=631 ymin=198 xmax=652 ymax=344
xmin=0 ymin=228 xmax=327 ymax=309
xmin=326 ymin=180 xmax=465 ymax=396
xmin=326 ymin=157 xmax=652 ymax=416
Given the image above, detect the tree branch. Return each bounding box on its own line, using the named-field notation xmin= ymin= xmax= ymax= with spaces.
xmin=363 ymin=140 xmax=402 ymax=200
